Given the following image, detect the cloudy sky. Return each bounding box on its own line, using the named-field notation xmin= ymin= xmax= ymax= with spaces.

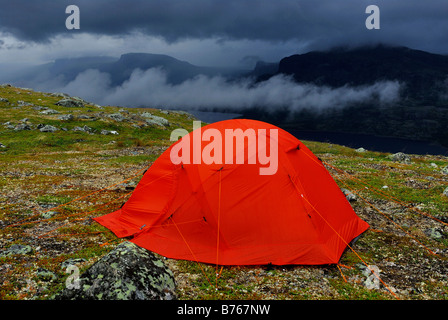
xmin=0 ymin=0 xmax=446 ymax=111
xmin=0 ymin=0 xmax=447 ymax=67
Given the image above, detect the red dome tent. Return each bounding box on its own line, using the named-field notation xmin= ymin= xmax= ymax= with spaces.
xmin=95 ymin=119 xmax=369 ymax=265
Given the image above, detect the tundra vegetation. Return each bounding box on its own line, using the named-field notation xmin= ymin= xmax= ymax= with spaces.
xmin=1 ymin=85 xmax=448 ymax=300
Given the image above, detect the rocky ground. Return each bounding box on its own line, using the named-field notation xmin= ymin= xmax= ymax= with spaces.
xmin=1 ymin=85 xmax=448 ymax=300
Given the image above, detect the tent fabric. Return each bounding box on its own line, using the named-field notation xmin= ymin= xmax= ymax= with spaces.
xmin=94 ymin=119 xmax=369 ymax=265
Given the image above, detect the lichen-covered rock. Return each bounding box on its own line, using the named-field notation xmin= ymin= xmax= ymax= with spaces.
xmin=107 ymin=113 xmax=126 ymax=122
xmin=36 ymin=268 xmax=57 ymax=281
xmin=55 ymin=98 xmax=85 ymax=108
xmin=1 ymin=244 xmax=33 ymax=256
xmin=442 ymin=166 xmax=448 ymax=175
xmin=14 ymin=123 xmax=32 ymax=131
xmin=58 ymin=114 xmax=74 ymax=121
xmin=39 ymin=108 xmax=59 ymax=115
xmin=388 ymin=152 xmax=411 ymax=163
xmin=39 ymin=125 xmax=58 ymax=132
xmin=341 ymin=188 xmax=357 ymax=202
xmin=141 ymin=112 xmax=169 ymax=127
xmin=54 ymin=242 xmax=176 ymax=300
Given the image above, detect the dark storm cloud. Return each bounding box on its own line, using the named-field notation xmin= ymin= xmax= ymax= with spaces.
xmin=0 ymin=0 xmax=447 ymax=53
xmin=0 ymin=0 xmax=310 ymax=42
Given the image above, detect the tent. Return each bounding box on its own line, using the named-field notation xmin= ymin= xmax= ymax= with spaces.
xmin=94 ymin=119 xmax=369 ymax=265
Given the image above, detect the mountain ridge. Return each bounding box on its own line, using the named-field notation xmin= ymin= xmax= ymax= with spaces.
xmin=275 ymin=45 xmax=448 ymax=102
xmin=10 ymin=52 xmax=248 ymax=88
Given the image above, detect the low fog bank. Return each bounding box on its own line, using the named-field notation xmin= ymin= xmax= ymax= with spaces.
xmin=26 ymin=67 xmax=402 ymax=114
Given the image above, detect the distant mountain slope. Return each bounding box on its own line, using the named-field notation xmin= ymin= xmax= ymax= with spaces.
xmin=11 ymin=53 xmax=247 ymax=89
xmin=277 ymin=45 xmax=448 ymax=103
xmin=98 ymin=53 xmax=245 ymax=85
xmin=9 ymin=56 xmax=117 ymax=87
xmin=249 ymin=61 xmax=279 ymax=78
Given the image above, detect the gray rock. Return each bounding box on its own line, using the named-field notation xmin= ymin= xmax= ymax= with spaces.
xmin=32 ymin=106 xmax=47 ymax=111
xmin=54 ymin=242 xmax=176 ymax=300
xmin=36 ymin=268 xmax=57 ymax=281
xmin=58 ymin=114 xmax=74 ymax=121
xmin=39 ymin=108 xmax=59 ymax=115
xmin=17 ymin=100 xmax=34 ymax=107
xmin=78 ymin=115 xmax=96 ymax=120
xmin=3 ymin=121 xmax=15 ymax=129
xmin=72 ymin=125 xmax=94 ymax=133
xmin=40 ymin=211 xmax=60 ymax=220
xmin=82 ymin=125 xmax=94 ymax=133
xmin=389 ymin=152 xmax=411 ymax=163
xmin=425 ymin=228 xmax=444 ymax=240
xmin=441 ymin=166 xmax=448 ymax=175
xmin=39 ymin=125 xmax=58 ymax=132
xmin=141 ymin=112 xmax=169 ymax=127
xmin=161 ymin=110 xmax=195 ymax=119
xmin=61 ymin=258 xmax=87 ymax=270
xmin=107 ymin=113 xmax=126 ymax=122
xmin=14 ymin=124 xmax=31 ymax=131
xmin=101 ymin=129 xmax=119 ymax=135
xmin=1 ymin=244 xmax=33 ymax=256
xmin=355 ymin=147 xmax=367 ymax=153
xmin=443 ymin=187 xmax=448 ymax=197
xmin=341 ymin=188 xmax=357 ymax=202
xmin=56 ymin=99 xmax=85 ymax=108
xmin=0 ymin=142 xmax=6 ymax=148
xmin=0 ymin=97 xmax=9 ymax=103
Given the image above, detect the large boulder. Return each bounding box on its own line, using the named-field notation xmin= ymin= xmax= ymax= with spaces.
xmin=0 ymin=244 xmax=33 ymax=256
xmin=55 ymin=98 xmax=85 ymax=108
xmin=55 ymin=242 xmax=177 ymax=300
xmin=388 ymin=152 xmax=411 ymax=163
xmin=107 ymin=113 xmax=127 ymax=122
xmin=141 ymin=112 xmax=169 ymax=127
xmin=39 ymin=125 xmax=58 ymax=132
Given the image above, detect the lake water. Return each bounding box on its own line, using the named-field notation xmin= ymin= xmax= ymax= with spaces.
xmin=287 ymin=130 xmax=448 ymax=156
xmin=189 ymin=111 xmax=448 ymax=156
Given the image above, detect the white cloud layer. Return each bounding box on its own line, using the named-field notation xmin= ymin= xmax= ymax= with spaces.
xmin=41 ymin=67 xmax=401 ymax=112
